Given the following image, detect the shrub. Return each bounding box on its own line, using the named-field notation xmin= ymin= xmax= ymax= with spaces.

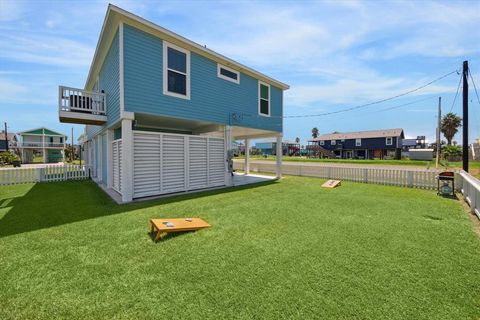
xmin=443 ymin=145 xmax=462 ymax=161
xmin=0 ymin=152 xmax=20 ymax=165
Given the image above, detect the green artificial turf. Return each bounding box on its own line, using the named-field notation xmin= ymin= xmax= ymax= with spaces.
xmin=1 ymin=178 xmax=479 ymax=319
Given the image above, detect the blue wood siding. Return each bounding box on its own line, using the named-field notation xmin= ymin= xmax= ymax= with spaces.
xmin=123 ymin=24 xmax=282 ymax=133
xmin=86 ymin=29 xmax=120 ymax=140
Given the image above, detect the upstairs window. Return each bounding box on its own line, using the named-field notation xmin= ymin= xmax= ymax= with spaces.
xmin=218 ymin=64 xmax=240 ymax=84
xmin=386 ymin=137 xmax=393 ymax=145
xmin=331 ymin=140 xmax=336 ymax=145
xmin=355 ymin=138 xmax=361 ymax=146
xmin=319 ymin=140 xmax=325 ymax=146
xmin=163 ymin=42 xmax=190 ymax=99
xmin=258 ymin=82 xmax=270 ymax=116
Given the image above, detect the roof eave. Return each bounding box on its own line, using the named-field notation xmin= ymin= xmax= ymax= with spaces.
xmin=85 ymin=4 xmax=290 ymax=91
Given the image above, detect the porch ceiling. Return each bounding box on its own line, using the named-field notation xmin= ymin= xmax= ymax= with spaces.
xmin=231 ymin=126 xmax=280 ymax=140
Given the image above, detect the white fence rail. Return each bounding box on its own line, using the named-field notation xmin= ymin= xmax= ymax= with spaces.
xmin=59 ymin=86 xmax=106 ymax=115
xmin=458 ymin=171 xmax=480 ymax=219
xmin=234 ymin=161 xmax=439 ymax=189
xmin=0 ymin=165 xmax=89 ymax=185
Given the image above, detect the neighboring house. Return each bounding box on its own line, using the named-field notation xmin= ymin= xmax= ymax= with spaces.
xmin=58 ymin=5 xmax=289 ymax=202
xmin=401 ymin=136 xmax=426 ymax=156
xmin=0 ymin=131 xmax=17 ymax=152
xmin=308 ymin=128 xmax=405 ymax=160
xmin=255 ymin=139 xmax=300 ymax=156
xmin=17 ymin=127 xmax=66 ymax=163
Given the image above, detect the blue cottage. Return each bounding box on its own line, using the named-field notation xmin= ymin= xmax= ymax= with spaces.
xmin=58 ymin=5 xmax=289 ymax=202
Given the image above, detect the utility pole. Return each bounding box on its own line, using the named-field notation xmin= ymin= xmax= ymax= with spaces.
xmin=436 ymin=97 xmax=441 ymax=169
xmin=4 ymin=122 xmax=8 ymax=152
xmin=462 ymin=60 xmax=469 ymax=172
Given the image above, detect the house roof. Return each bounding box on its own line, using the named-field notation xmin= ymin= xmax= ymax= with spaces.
xmin=85 ymin=4 xmax=290 ymax=91
xmin=310 ymin=128 xmax=404 ymax=141
xmin=0 ymin=131 xmax=16 ymax=141
xmin=18 ymin=127 xmax=65 ymax=137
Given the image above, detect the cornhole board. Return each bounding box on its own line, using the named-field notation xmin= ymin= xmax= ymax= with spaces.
xmin=149 ymin=218 xmax=210 ymax=242
xmin=322 ymin=180 xmax=341 ymax=188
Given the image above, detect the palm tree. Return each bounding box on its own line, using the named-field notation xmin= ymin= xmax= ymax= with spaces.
xmin=311 ymin=127 xmax=319 ymax=139
xmin=295 ymin=137 xmax=300 ymax=156
xmin=441 ymin=113 xmax=462 ymax=145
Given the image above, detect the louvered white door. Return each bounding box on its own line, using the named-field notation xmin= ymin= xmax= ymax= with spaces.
xmin=188 ymin=137 xmax=208 ymax=190
xmin=208 ymin=138 xmax=226 ymax=187
xmin=112 ymin=139 xmax=122 ymax=193
xmin=132 ymin=131 xmax=225 ymax=199
xmin=162 ymin=134 xmax=186 ymax=193
xmin=133 ymin=133 xmax=161 ymax=198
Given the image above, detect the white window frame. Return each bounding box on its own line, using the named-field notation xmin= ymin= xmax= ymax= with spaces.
xmin=319 ymin=140 xmax=325 ymax=146
xmin=217 ymin=64 xmax=240 ymax=84
xmin=258 ymin=81 xmax=271 ymax=117
xmin=355 ymin=138 xmax=361 ymax=146
xmin=163 ymin=41 xmax=191 ymax=100
xmin=331 ymin=140 xmax=336 ymax=145
xmin=386 ymin=137 xmax=393 ymax=146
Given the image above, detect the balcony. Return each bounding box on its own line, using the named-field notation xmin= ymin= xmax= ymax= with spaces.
xmin=18 ymin=142 xmax=65 ymax=148
xmin=58 ymin=86 xmax=107 ymax=125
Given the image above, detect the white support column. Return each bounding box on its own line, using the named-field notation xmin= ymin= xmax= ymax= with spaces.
xmin=42 ymin=133 xmax=47 ymax=163
xmin=106 ymin=129 xmax=114 ymax=188
xmin=121 ymin=117 xmax=134 ymax=202
xmin=224 ymin=125 xmax=233 ymax=186
xmin=276 ymin=134 xmax=282 ymax=179
xmin=98 ymin=134 xmax=103 ymax=182
xmin=245 ymin=138 xmax=250 ymax=175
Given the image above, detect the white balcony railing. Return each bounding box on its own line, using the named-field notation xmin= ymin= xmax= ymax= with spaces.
xmin=18 ymin=142 xmax=65 ymax=148
xmin=58 ymin=86 xmax=107 ymax=124
xmin=59 ymin=86 xmax=106 ymax=114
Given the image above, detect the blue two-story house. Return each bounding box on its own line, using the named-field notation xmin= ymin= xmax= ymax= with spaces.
xmin=308 ymin=128 xmax=405 ymax=160
xmin=58 ymin=5 xmax=289 ymax=202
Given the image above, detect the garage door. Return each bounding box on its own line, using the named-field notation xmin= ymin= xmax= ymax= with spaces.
xmin=133 ymin=131 xmax=226 ymax=198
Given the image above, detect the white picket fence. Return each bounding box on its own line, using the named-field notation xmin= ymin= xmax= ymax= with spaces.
xmin=0 ymin=165 xmax=89 ymax=185
xmin=458 ymin=171 xmax=480 ymax=219
xmin=234 ymin=161 xmax=440 ymax=189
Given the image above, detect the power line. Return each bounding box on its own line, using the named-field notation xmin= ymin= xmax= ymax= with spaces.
xmin=449 ymin=72 xmax=462 ymax=113
xmin=374 ymin=96 xmax=435 ymax=113
xmin=469 ymin=69 xmax=480 ymax=106
xmin=282 ymin=69 xmax=458 ymax=118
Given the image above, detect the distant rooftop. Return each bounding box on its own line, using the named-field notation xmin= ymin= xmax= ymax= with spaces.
xmin=310 ymin=128 xmax=404 ymax=141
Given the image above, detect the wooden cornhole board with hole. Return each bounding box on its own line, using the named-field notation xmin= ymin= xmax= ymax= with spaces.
xmin=149 ymin=218 xmax=210 ymax=242
xmin=322 ymin=180 xmax=341 ymax=188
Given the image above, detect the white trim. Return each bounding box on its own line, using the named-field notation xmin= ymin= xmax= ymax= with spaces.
xmin=319 ymin=140 xmax=325 ymax=146
xmin=217 ymin=64 xmax=240 ymax=84
xmin=119 ymin=22 xmax=125 ymax=113
xmin=386 ymin=137 xmax=393 ymax=146
xmin=163 ymin=41 xmax=191 ymax=100
xmin=331 ymin=140 xmax=336 ymax=145
xmin=258 ymin=81 xmax=271 ymax=117
xmin=355 ymin=138 xmax=362 ymax=147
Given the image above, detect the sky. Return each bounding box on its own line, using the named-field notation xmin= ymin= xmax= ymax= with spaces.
xmin=1 ymin=0 xmax=480 ymax=145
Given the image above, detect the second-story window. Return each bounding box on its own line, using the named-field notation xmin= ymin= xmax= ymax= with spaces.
xmin=386 ymin=137 xmax=393 ymax=145
xmin=258 ymin=82 xmax=270 ymax=116
xmin=319 ymin=140 xmax=325 ymax=146
xmin=218 ymin=64 xmax=240 ymax=84
xmin=356 ymin=138 xmax=361 ymax=146
xmin=163 ymin=41 xmax=190 ymax=99
xmin=331 ymin=140 xmax=336 ymax=145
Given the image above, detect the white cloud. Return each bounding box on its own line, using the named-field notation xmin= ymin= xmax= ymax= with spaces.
xmin=0 ymin=0 xmax=25 ymax=22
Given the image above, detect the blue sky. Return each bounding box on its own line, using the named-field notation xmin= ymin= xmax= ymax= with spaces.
xmin=1 ymin=0 xmax=480 ymax=145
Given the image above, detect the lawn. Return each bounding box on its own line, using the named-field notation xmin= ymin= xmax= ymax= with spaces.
xmin=1 ymin=177 xmax=480 ymax=319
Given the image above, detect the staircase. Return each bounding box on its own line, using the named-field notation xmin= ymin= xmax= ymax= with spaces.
xmin=306 ymin=145 xmax=336 ymax=159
